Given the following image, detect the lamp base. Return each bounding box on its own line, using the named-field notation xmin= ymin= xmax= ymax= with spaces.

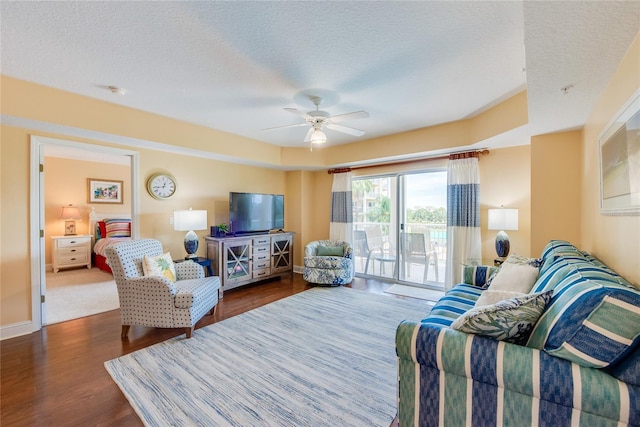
xmin=184 ymin=230 xmax=199 ymax=259
xmin=495 ymin=230 xmax=510 ymax=258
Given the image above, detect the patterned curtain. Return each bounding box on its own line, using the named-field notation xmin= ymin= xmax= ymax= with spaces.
xmin=329 ymin=171 xmax=353 ymax=243
xmin=445 ymin=155 xmax=481 ymax=290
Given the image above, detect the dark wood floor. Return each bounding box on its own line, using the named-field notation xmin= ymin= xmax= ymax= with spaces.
xmin=1 ymin=274 xmax=408 ymax=426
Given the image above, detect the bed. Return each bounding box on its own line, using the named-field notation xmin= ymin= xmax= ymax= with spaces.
xmin=89 ymin=208 xmax=132 ymax=274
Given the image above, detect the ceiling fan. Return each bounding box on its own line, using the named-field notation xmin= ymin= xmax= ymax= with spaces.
xmin=263 ymin=96 xmax=369 ymax=144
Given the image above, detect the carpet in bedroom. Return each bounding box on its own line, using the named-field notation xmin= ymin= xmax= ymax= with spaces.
xmin=45 ymin=268 xmax=119 ymax=324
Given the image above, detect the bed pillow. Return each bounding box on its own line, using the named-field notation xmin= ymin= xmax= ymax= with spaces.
xmin=316 ymin=245 xmax=344 ymax=256
xmin=142 ymin=252 xmax=176 ymax=282
xmin=451 ymin=291 xmax=553 ymax=345
xmin=104 ymin=218 xmax=131 ymax=238
xmin=97 ymin=221 xmax=107 ymax=239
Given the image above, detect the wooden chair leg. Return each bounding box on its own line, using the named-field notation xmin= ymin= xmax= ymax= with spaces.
xmin=208 ymin=304 xmax=217 ymax=316
xmin=185 ymin=326 xmax=194 ymax=338
xmin=121 ymin=325 xmax=130 ymax=339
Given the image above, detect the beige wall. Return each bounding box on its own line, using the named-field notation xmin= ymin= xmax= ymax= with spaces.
xmin=530 ymin=130 xmax=582 ymax=255
xmin=581 ymin=32 xmax=640 ymax=285
xmin=479 ymin=145 xmax=532 ymax=260
xmin=1 ymin=126 xmax=32 ymax=327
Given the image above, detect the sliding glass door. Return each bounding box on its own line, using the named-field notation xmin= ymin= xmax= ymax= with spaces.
xmin=352 ymin=170 xmax=446 ymax=288
xmin=352 ymin=176 xmax=398 ymax=280
xmin=397 ymin=171 xmax=447 ymax=288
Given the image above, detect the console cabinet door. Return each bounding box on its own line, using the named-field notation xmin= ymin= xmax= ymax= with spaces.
xmin=271 ymin=234 xmax=293 ymax=273
xmin=223 ymin=239 xmax=252 ymax=284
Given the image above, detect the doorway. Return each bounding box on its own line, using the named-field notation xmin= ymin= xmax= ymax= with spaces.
xmin=30 ymin=135 xmax=139 ymax=331
xmin=352 ymin=170 xmax=447 ymax=288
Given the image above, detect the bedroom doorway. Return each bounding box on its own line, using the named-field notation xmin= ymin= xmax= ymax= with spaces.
xmin=30 ymin=135 xmax=139 ymax=331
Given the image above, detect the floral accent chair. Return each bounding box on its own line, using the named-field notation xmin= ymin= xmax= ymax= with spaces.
xmin=303 ymin=240 xmax=354 ymax=286
xmin=105 ymin=238 xmax=221 ymax=339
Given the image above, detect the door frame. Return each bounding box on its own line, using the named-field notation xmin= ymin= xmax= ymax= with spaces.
xmin=29 ymin=135 xmax=139 ymax=332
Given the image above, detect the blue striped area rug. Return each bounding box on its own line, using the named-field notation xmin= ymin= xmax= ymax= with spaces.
xmin=105 ymin=286 xmax=430 ymax=426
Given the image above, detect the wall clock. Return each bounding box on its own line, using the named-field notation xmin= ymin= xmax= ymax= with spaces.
xmin=146 ymin=173 xmax=177 ymax=200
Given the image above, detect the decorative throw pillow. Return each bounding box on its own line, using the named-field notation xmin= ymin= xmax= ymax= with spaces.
xmin=451 ymin=291 xmax=553 ymax=345
xmin=316 ymin=245 xmax=344 ymax=257
xmin=485 ymin=255 xmax=541 ymax=294
xmin=462 ymin=265 xmax=500 ymax=288
xmin=104 ymin=218 xmax=132 ymax=238
xmin=475 ymin=290 xmax=525 ymax=307
xmin=536 ymin=285 xmax=640 ymax=369
xmin=142 ymin=252 xmax=176 ymax=282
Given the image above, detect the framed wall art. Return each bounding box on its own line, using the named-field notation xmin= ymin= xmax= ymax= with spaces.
xmin=599 ymin=90 xmax=640 ymax=215
xmin=87 ymin=178 xmax=123 ymax=204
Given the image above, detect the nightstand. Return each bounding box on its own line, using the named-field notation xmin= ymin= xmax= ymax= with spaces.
xmin=175 ymin=257 xmax=213 ymax=277
xmin=51 ymin=235 xmax=92 ymax=273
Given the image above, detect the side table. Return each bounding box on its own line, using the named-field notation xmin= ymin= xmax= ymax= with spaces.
xmin=175 ymin=257 xmax=213 ymax=277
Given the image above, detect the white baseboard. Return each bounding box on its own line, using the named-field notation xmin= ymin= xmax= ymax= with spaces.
xmin=1 ymin=321 xmax=34 ymax=341
xmin=293 ymin=265 xmax=304 ymax=274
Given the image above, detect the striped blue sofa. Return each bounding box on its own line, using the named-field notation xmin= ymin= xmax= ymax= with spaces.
xmin=396 ymin=240 xmax=640 ymax=426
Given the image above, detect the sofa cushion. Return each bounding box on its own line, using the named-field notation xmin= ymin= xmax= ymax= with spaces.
xmin=532 ymin=258 xmax=633 ymax=293
xmin=540 ymin=240 xmax=581 ymax=263
xmin=142 ymin=252 xmax=176 ymax=282
xmin=316 ymin=245 xmax=344 ymax=256
xmin=462 ymin=265 xmax=499 ymax=288
xmin=527 ymin=270 xmax=640 ymax=368
xmin=422 ymin=284 xmax=483 ymax=327
xmin=606 ymin=343 xmax=640 ymax=387
xmin=451 ymin=291 xmax=552 ymax=345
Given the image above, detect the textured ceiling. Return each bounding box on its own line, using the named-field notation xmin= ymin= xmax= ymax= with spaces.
xmin=1 ymin=1 xmax=639 ymax=153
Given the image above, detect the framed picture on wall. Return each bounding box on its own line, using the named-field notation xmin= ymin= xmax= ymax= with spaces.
xmin=599 ymin=90 xmax=640 ymax=215
xmin=87 ymin=178 xmax=123 ymax=204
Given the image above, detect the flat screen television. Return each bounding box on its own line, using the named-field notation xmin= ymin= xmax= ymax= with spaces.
xmin=229 ymin=192 xmax=284 ymax=235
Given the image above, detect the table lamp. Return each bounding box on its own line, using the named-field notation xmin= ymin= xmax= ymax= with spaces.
xmin=174 ymin=208 xmax=207 ymax=259
xmin=60 ymin=204 xmax=82 ymax=235
xmin=487 ymin=206 xmax=518 ymax=260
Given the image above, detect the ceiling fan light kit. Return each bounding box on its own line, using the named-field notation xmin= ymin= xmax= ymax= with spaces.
xmin=310 ymin=129 xmax=327 ymax=144
xmin=263 ymin=95 xmax=369 ymax=145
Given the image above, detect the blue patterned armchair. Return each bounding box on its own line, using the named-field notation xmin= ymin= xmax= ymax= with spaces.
xmin=105 ymin=238 xmax=221 ymax=339
xmin=303 ymin=240 xmax=354 ymax=285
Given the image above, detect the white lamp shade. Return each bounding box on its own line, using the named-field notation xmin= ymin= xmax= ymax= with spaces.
xmin=488 ymin=208 xmax=518 ymax=231
xmin=60 ymin=205 xmax=82 ymax=220
xmin=173 ymin=209 xmax=207 ymax=231
xmin=310 ymin=129 xmax=327 ymax=144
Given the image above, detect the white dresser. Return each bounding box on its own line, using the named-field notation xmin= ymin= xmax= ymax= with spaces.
xmin=51 ymin=235 xmax=92 ymax=273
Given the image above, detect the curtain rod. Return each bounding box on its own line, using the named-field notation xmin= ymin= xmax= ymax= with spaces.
xmin=327 ymin=149 xmax=489 ymax=174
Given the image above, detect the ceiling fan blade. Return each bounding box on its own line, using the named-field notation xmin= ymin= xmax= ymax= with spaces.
xmin=328 ymin=111 xmax=369 ymax=123
xmin=284 ymin=107 xmax=312 ymax=120
xmin=303 ymin=127 xmax=314 ymax=142
xmin=326 ymin=123 xmax=365 ymax=137
xmin=262 ymin=122 xmax=308 ymax=131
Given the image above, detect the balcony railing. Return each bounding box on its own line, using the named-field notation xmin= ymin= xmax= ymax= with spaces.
xmin=353 ymin=222 xmax=447 ymax=284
